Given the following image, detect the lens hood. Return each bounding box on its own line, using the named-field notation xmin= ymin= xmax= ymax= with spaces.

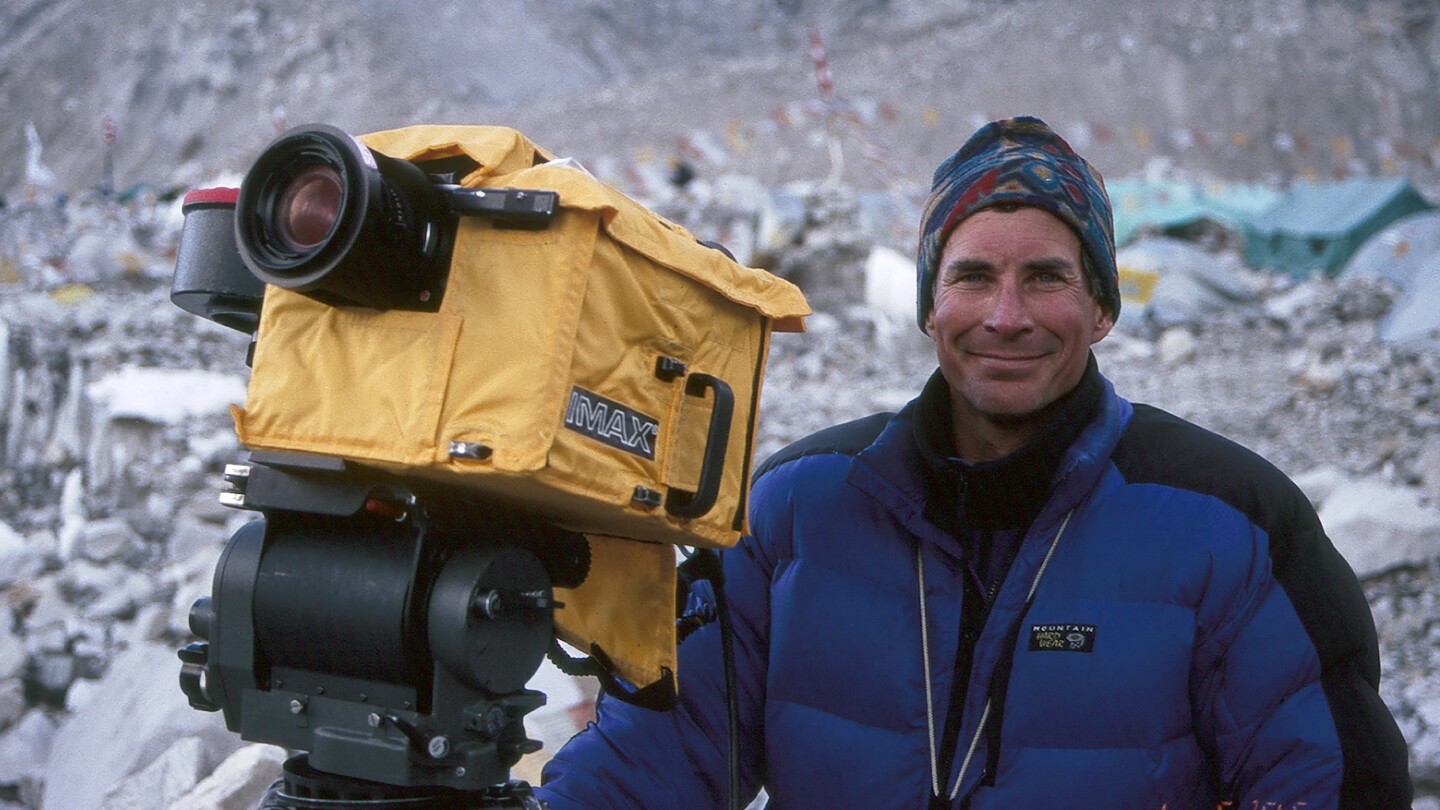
xmin=234 ymin=124 xmax=451 ymax=311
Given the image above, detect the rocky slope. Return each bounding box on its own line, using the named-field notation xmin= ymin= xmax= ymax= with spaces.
xmin=5 ymin=0 xmax=1440 ymax=198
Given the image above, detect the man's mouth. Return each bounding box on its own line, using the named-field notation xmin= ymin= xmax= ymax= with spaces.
xmin=969 ymin=350 xmax=1049 ymax=374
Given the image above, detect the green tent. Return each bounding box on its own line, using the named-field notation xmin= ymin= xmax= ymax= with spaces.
xmin=1110 ymin=179 xmax=1279 ymax=247
xmin=1241 ymin=177 xmax=1434 ymax=278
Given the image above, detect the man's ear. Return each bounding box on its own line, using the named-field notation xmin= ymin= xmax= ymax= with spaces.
xmin=1091 ymin=304 xmax=1115 ymax=344
xmin=923 ymin=307 xmax=936 ymax=338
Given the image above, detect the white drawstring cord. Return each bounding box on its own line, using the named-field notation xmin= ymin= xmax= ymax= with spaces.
xmin=918 ymin=540 xmax=940 ymax=797
xmin=919 ymin=508 xmax=1074 ymax=801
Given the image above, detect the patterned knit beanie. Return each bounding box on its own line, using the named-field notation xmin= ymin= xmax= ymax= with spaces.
xmin=915 ymin=116 xmax=1119 ymax=331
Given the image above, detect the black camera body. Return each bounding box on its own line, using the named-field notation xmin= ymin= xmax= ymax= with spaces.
xmin=173 ymin=123 xmax=558 ymax=327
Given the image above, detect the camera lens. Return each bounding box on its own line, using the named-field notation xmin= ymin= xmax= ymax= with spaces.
xmin=276 ymin=165 xmax=343 ymax=252
xmin=234 ymin=124 xmax=453 ymax=310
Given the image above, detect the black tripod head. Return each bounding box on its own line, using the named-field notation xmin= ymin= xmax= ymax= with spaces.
xmin=178 ymin=451 xmax=588 ymax=806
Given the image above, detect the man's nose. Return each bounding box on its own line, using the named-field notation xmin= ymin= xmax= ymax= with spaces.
xmin=983 ymin=280 xmax=1034 ymax=335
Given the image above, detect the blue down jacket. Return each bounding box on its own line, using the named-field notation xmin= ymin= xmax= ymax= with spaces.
xmin=537 ymin=370 xmax=1410 ymax=809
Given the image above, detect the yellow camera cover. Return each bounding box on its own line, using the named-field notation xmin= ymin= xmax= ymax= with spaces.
xmin=231 ymin=125 xmax=809 ymax=686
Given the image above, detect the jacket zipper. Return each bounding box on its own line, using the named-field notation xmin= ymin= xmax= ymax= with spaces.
xmin=919 ymin=508 xmax=1075 ymax=804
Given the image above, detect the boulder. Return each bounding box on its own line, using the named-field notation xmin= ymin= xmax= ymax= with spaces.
xmin=73 ymin=516 xmax=142 ymax=564
xmin=1319 ymin=478 xmax=1440 ymax=577
xmin=864 ymin=245 xmax=915 ymax=323
xmin=0 ymin=619 xmax=25 ymax=680
xmin=0 ymin=521 xmax=44 ymax=591
xmin=1418 ymin=438 xmax=1440 ymax=506
xmin=167 ymin=743 xmax=286 ymax=810
xmin=17 ymin=578 xmax=68 ymax=641
xmin=87 ymin=366 xmax=246 ymax=426
xmin=0 ymin=520 xmax=24 ymax=557
xmin=1290 ymin=465 xmax=1349 ymax=508
xmin=0 ymin=709 xmax=57 ymax=791
xmin=0 ymin=679 xmax=26 ymax=730
xmin=1157 ymin=327 xmax=1199 ymax=366
xmin=101 ymin=736 xmax=205 ymax=810
xmin=40 ymin=642 xmax=242 ymax=810
xmin=165 ymin=514 xmax=227 ymax=568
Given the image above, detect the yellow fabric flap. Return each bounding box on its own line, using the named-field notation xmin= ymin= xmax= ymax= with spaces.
xmin=236 ymin=289 xmax=462 ymax=466
xmin=357 ymin=125 xmax=809 ymax=329
xmin=512 ymin=163 xmax=811 ymax=328
xmin=553 ymin=536 xmax=677 ymax=689
xmin=359 ymin=125 xmax=556 ymax=182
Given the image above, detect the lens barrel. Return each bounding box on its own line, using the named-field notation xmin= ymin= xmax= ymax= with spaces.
xmin=234 ymin=124 xmax=452 ymax=311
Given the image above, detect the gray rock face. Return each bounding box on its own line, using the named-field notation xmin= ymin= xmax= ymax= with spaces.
xmin=0 ymin=711 xmax=55 ymax=804
xmin=100 ymin=736 xmax=206 ymax=810
xmin=71 ymin=517 xmax=142 ymax=564
xmin=1321 ymin=478 xmax=1440 ymax=578
xmin=39 ymin=644 xmax=242 ymax=810
xmin=166 ymin=744 xmax=286 ymax=810
xmin=5 ymin=1 xmax=1440 ymax=198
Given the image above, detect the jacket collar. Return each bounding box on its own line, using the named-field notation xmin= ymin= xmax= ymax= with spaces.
xmin=912 ymin=354 xmax=1103 ymax=530
xmin=846 ymin=354 xmax=1131 ymax=555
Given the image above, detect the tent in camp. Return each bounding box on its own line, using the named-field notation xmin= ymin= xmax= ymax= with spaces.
xmin=1380 ymin=252 xmax=1440 ymax=350
xmin=1339 ymin=210 xmax=1440 ymax=288
xmin=1242 ymin=177 xmax=1434 ymax=278
xmin=1109 ymin=179 xmax=1279 ymax=247
xmin=1114 ymin=237 xmax=1258 ymax=329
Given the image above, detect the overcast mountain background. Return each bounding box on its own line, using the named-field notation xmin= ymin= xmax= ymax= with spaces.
xmin=5 ymin=0 xmax=1440 ymax=197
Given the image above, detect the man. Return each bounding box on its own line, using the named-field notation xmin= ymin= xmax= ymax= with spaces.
xmin=536 ymin=117 xmax=1412 ymax=808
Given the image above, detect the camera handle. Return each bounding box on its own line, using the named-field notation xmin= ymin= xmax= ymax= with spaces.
xmin=664 ymin=373 xmax=734 ymax=520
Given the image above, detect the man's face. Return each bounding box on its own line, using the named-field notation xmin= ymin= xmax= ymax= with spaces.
xmin=925 ymin=206 xmax=1114 ymax=451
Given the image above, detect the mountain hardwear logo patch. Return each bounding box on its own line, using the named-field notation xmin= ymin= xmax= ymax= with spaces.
xmin=1028 ymin=623 xmax=1096 ymax=652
